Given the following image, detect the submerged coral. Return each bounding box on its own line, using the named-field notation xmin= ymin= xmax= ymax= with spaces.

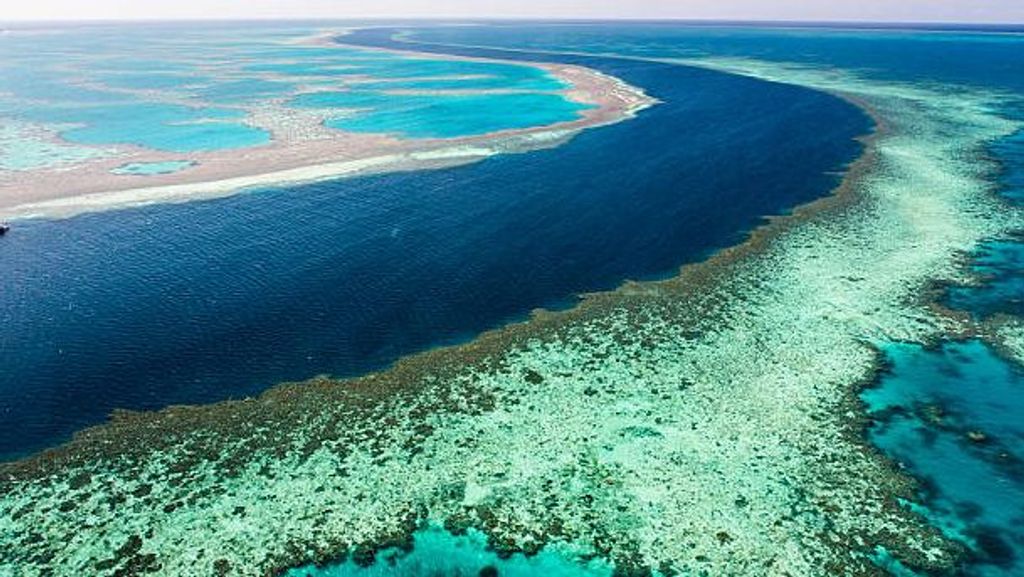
xmin=2 ymin=57 xmax=1023 ymax=577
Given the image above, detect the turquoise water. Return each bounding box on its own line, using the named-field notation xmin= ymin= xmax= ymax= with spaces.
xmin=947 ymin=240 xmax=1024 ymax=319
xmin=865 ymin=341 xmax=1024 ymax=576
xmin=401 ymin=24 xmax=1024 ymax=576
xmin=0 ymin=66 xmax=128 ymax=104
xmin=17 ymin=103 xmax=269 ymax=153
xmin=0 ymin=23 xmax=585 ymax=165
xmin=194 ymin=79 xmax=297 ymax=103
xmin=295 ymin=90 xmax=591 ymax=138
xmin=97 ymin=71 xmax=209 ymax=90
xmin=867 ymin=122 xmax=1024 ymax=574
xmin=283 ymin=58 xmax=537 ymax=80
xmin=242 ymin=62 xmax=361 ymax=76
xmin=340 ymin=58 xmax=567 ymax=91
xmin=38 ymin=104 xmax=268 ymax=152
xmin=67 ymin=120 xmax=268 ymax=153
xmin=4 ymin=22 xmax=1024 ymax=575
xmin=89 ymin=59 xmax=199 ymax=74
xmin=0 ymin=25 xmax=869 ymax=461
xmin=111 ymin=160 xmax=196 ymax=175
xmin=285 ymin=526 xmax=613 ymax=577
xmin=239 ymin=46 xmax=400 ymax=61
xmin=946 ymin=128 xmax=1024 ymax=321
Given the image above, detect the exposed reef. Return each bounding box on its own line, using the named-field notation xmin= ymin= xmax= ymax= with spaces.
xmin=993 ymin=317 xmax=1024 ymax=364
xmin=2 ymin=56 xmax=1023 ymax=577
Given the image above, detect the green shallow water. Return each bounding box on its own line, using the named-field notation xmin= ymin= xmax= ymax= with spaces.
xmin=0 ymin=25 xmax=586 ymax=164
xmin=3 ymin=22 xmax=1022 ymax=577
xmin=16 ymin=102 xmax=270 ymax=153
xmin=284 ymin=526 xmax=614 ymax=577
xmin=295 ymin=90 xmax=592 ymax=138
xmin=864 ymin=341 xmax=1024 ymax=576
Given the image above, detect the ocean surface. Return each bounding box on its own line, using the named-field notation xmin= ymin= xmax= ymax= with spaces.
xmin=865 ymin=341 xmax=1024 ymax=577
xmin=401 ymin=21 xmax=1024 ymax=577
xmin=865 ymin=119 xmax=1024 ymax=576
xmin=3 ymin=22 xmax=1023 ymax=577
xmin=0 ymin=24 xmax=868 ymax=460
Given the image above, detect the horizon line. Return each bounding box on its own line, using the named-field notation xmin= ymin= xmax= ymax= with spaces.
xmin=2 ymin=16 xmax=1023 ymax=27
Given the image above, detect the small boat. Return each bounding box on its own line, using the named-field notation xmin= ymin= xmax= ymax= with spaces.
xmin=0 ymin=223 xmax=9 ymax=236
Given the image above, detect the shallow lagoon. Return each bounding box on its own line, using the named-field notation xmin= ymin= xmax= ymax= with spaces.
xmin=0 ymin=25 xmax=588 ymax=168
xmin=20 ymin=103 xmax=270 ymax=153
xmin=295 ymin=90 xmax=591 ymax=138
xmin=0 ymin=122 xmax=109 ymax=170
xmin=946 ymin=240 xmax=1024 ymax=319
xmin=865 ymin=341 xmax=1024 ymax=576
xmin=285 ymin=526 xmax=612 ymax=577
xmin=193 ymin=78 xmax=297 ymax=103
xmin=97 ymin=71 xmax=210 ymax=91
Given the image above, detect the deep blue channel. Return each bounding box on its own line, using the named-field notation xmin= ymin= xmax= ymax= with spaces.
xmin=0 ymin=27 xmax=868 ymax=459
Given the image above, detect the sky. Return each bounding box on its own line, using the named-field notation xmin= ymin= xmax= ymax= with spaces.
xmin=3 ymin=0 xmax=1023 ymax=24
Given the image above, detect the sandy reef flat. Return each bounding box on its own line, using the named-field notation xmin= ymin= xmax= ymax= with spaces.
xmin=0 ymin=37 xmax=653 ymax=221
xmin=2 ymin=55 xmax=1024 ymax=577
